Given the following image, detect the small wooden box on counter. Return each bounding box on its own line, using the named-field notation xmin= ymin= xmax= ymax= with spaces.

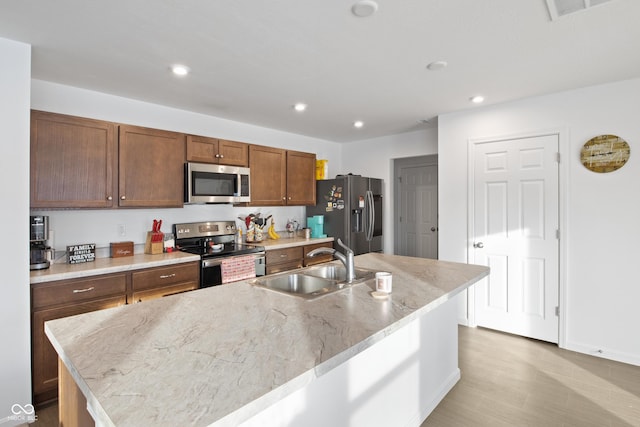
xmin=110 ymin=241 xmax=134 ymax=258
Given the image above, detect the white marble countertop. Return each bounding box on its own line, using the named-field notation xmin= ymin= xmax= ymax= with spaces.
xmin=45 ymin=253 xmax=489 ymax=427
xmin=30 ymin=251 xmax=200 ymax=284
xmin=248 ymin=236 xmax=333 ymax=251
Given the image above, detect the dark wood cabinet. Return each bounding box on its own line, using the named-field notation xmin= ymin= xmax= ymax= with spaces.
xmin=266 ymin=246 xmax=304 ymax=275
xmin=265 ymin=241 xmax=334 ymax=274
xmin=130 ymin=262 xmax=199 ymax=303
xmin=248 ymin=146 xmax=316 ymax=206
xmin=31 ymin=261 xmax=199 ymax=405
xmin=286 ymin=150 xmax=316 ymax=205
xmin=118 ymin=125 xmax=185 ymax=207
xmin=248 ymin=145 xmax=288 ymax=206
xmin=30 ymin=110 xmax=117 ymax=208
xmin=30 ymin=112 xmax=186 ymax=209
xmin=303 ymin=242 xmax=334 ymax=266
xmin=31 ymin=274 xmax=127 ymax=405
xmin=186 ymin=135 xmax=248 ymax=166
xmin=30 ymin=111 xmax=316 ymax=209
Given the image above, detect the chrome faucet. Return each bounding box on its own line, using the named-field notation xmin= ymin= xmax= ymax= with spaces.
xmin=307 ymin=238 xmax=356 ymax=283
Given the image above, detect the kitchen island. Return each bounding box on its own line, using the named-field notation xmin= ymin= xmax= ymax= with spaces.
xmin=45 ymin=253 xmax=489 ymax=426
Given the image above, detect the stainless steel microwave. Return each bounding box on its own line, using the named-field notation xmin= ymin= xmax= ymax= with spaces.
xmin=184 ymin=162 xmax=250 ymax=204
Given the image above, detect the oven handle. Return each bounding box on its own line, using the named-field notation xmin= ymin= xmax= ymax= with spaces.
xmin=202 ymin=252 xmax=266 ymax=269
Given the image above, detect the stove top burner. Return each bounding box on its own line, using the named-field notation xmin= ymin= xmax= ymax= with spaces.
xmin=173 ymin=220 xmax=265 ymax=259
xmin=177 ymin=242 xmax=264 ymax=258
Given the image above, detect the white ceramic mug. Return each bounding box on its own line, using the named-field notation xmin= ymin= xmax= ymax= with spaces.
xmin=375 ymin=272 xmax=392 ymax=293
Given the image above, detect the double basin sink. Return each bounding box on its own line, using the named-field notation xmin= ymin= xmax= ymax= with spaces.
xmin=251 ymin=263 xmax=376 ymax=300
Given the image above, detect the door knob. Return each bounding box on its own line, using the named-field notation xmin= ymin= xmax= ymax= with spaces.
xmin=431 ymin=227 xmax=436 ymax=232
xmin=473 ymin=242 xmax=484 ymax=248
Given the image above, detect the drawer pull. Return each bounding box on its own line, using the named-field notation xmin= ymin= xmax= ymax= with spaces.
xmin=280 ymin=254 xmax=287 ymax=258
xmin=160 ymin=274 xmax=176 ymax=279
xmin=72 ymin=287 xmax=95 ymax=294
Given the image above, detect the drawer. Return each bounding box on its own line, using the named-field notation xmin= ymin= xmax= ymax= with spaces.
xmin=266 ymin=260 xmax=303 ymax=275
xmin=266 ymin=247 xmax=303 ymax=265
xmin=32 ymin=274 xmax=127 ymax=309
xmin=131 ymin=262 xmax=199 ymax=292
xmin=131 ymin=282 xmax=198 ymax=304
xmin=303 ymin=242 xmax=334 ymax=266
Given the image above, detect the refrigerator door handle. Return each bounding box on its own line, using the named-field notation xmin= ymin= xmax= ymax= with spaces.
xmin=365 ymin=190 xmax=374 ymax=241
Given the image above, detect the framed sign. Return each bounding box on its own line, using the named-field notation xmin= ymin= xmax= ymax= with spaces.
xmin=580 ymin=134 xmax=630 ymax=173
xmin=67 ymin=243 xmax=96 ymax=264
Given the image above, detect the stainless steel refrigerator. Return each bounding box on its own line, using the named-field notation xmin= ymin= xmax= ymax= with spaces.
xmin=306 ymin=175 xmax=383 ymax=255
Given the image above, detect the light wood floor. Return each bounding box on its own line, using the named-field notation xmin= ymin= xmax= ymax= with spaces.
xmin=33 ymin=326 xmax=640 ymax=426
xmin=422 ymin=326 xmax=640 ymax=427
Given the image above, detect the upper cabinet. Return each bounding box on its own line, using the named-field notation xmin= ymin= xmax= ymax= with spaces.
xmin=186 ymin=135 xmax=248 ymax=167
xmin=118 ymin=125 xmax=185 ymax=208
xmin=286 ymin=150 xmax=316 ymax=205
xmin=248 ymin=145 xmax=316 ymax=206
xmin=30 ymin=111 xmax=316 ymax=209
xmin=31 ymin=111 xmax=117 ymax=208
xmin=248 ymin=145 xmax=287 ymax=206
xmin=30 ymin=111 xmax=185 ymax=209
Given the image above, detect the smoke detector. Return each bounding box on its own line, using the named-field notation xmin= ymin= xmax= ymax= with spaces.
xmin=545 ymin=0 xmax=613 ymax=20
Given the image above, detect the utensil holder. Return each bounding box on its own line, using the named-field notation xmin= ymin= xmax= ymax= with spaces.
xmin=145 ymin=232 xmax=164 ymax=254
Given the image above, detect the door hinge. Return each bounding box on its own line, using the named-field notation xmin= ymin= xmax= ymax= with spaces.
xmin=556 ymin=229 xmax=560 ymax=239
xmin=398 ymin=176 xmax=402 ymax=183
xmin=555 ymin=306 xmax=560 ymax=317
xmin=556 ymin=152 xmax=561 ymax=163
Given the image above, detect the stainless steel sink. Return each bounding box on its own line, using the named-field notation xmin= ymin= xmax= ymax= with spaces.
xmin=303 ymin=264 xmax=376 ymax=283
xmin=251 ymin=264 xmax=376 ymax=300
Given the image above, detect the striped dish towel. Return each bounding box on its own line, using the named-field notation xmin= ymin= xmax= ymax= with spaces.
xmin=221 ymin=255 xmax=256 ymax=284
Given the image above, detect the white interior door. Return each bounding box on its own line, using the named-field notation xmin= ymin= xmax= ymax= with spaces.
xmin=472 ymin=134 xmax=559 ymax=343
xmin=396 ymin=161 xmax=438 ymax=259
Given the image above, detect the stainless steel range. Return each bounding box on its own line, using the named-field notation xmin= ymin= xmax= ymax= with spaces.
xmin=174 ymin=220 xmax=265 ymax=288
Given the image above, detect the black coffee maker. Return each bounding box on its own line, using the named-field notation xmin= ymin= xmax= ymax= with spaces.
xmin=30 ymin=215 xmax=51 ymax=270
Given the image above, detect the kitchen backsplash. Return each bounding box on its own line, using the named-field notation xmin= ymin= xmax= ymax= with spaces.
xmin=30 ymin=204 xmax=305 ymax=257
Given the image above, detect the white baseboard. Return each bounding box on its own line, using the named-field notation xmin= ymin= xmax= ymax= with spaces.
xmin=564 ymin=340 xmax=640 ymax=366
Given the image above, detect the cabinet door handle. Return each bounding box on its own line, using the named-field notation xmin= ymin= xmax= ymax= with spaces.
xmin=72 ymin=286 xmax=95 ymax=294
xmin=288 ymin=196 xmax=291 ymax=200
xmin=215 ymin=154 xmax=220 ymax=158
xmin=219 ymin=154 xmax=224 ymax=159
xmin=107 ymin=196 xmax=113 ymax=201
xmin=160 ymin=274 xmax=176 ymax=279
xmin=282 ymin=197 xmax=286 ymax=200
xmin=120 ymin=195 xmax=126 ymax=200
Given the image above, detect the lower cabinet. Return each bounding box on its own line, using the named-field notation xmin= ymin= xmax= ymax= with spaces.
xmin=31 ymin=261 xmax=199 ymax=405
xmin=131 ymin=263 xmax=199 ymax=303
xmin=303 ymin=242 xmax=334 ymax=266
xmin=31 ymin=274 xmax=127 ymax=405
xmin=266 ymin=247 xmax=303 ymax=275
xmin=265 ymin=241 xmax=334 ymax=274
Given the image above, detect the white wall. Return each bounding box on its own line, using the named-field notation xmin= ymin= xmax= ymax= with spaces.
xmin=0 ymin=38 xmax=32 ymax=425
xmin=439 ymin=78 xmax=640 ymax=365
xmin=341 ymin=128 xmax=438 ymax=253
xmin=30 ymin=80 xmax=343 ymax=251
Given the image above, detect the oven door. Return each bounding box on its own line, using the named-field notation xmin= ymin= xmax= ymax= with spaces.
xmin=201 ymin=253 xmax=265 ymax=288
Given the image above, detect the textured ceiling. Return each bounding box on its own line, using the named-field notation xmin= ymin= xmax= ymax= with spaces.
xmin=1 ymin=0 xmax=639 ymax=142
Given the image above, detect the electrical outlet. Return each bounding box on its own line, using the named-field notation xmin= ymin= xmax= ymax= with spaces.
xmin=118 ymin=224 xmax=126 ymax=237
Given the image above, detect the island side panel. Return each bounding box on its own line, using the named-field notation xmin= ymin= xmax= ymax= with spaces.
xmin=236 ymin=298 xmax=459 ymax=427
xmin=59 ymin=358 xmax=95 ymax=427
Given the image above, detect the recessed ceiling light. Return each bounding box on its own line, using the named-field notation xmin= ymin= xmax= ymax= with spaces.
xmin=293 ymin=103 xmax=307 ymax=112
xmin=171 ymin=64 xmax=190 ymax=76
xmin=426 ymin=61 xmax=448 ymax=71
xmin=351 ymin=0 xmax=378 ymax=17
xmin=470 ymin=95 xmax=485 ymax=104
xmin=353 ymin=121 xmax=364 ymax=128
